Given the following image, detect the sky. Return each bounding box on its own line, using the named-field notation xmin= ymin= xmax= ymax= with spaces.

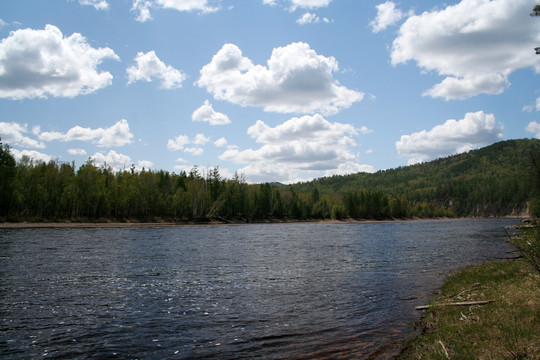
xmin=1 ymin=0 xmax=540 ymax=184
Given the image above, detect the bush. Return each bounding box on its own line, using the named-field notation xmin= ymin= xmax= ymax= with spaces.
xmin=511 ymin=226 xmax=540 ymax=276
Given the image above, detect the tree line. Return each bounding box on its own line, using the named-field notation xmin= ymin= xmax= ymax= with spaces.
xmin=0 ymin=141 xmax=454 ymax=223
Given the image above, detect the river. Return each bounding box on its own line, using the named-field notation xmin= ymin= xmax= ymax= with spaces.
xmin=0 ymin=218 xmax=518 ymax=359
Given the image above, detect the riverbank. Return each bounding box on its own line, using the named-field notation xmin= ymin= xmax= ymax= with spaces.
xmin=0 ymin=218 xmax=426 ymax=228
xmin=396 ymin=257 xmax=540 ymax=359
xmin=0 ymin=216 xmax=521 ymax=229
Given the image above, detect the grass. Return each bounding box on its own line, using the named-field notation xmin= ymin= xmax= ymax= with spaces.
xmin=397 ymin=257 xmax=540 ymax=359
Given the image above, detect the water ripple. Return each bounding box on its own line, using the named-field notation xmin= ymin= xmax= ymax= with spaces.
xmin=0 ymin=219 xmax=517 ymax=359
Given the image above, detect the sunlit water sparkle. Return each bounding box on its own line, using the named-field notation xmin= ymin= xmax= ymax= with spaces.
xmin=0 ymin=218 xmax=517 ymax=359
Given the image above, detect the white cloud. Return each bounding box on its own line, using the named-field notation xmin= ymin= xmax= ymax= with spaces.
xmin=167 ymin=134 xmax=190 ymax=151
xmin=131 ymin=0 xmax=219 ymax=22
xmin=325 ymin=163 xmax=375 ymax=177
xmin=219 ymin=114 xmax=370 ymax=182
xmin=264 ymin=0 xmax=332 ymax=11
xmin=523 ymin=104 xmax=534 ymax=112
xmin=96 ymin=119 xmax=134 ymax=147
xmin=197 ymin=42 xmax=364 ymax=115
xmin=391 ymin=0 xmax=540 ymax=100
xmin=167 ymin=133 xmax=208 ymax=155
xmin=525 ymin=97 xmax=540 ymax=112
xmin=137 ymin=159 xmax=154 ymax=169
xmin=193 ymin=133 xmax=210 ymax=145
xmin=37 ymin=119 xmax=134 ymax=147
xmin=0 ymin=122 xmax=45 ymax=148
xmin=291 ymin=0 xmax=331 ymax=8
xmin=157 ymin=0 xmax=219 ymax=12
xmin=296 ymin=12 xmax=330 ymax=25
xmin=90 ymin=150 xmax=132 ymax=170
xmin=11 ymin=149 xmax=54 ymax=163
xmin=213 ymin=137 xmax=228 ymax=147
xmin=131 ymin=0 xmax=153 ymax=22
xmin=78 ymin=0 xmax=109 ymax=10
xmin=192 ymin=100 xmax=231 ymax=125
xmin=67 ymin=148 xmax=87 ymax=156
xmin=184 ymin=147 xmax=204 ymax=156
xmin=359 ymin=125 xmax=373 ymax=134
xmin=370 ymin=1 xmax=405 ymax=33
xmin=0 ymin=25 xmax=118 ymax=99
xmin=127 ymin=51 xmax=186 ymax=89
xmin=395 ymin=111 xmax=504 ymax=164
xmin=526 ymin=121 xmax=540 ymax=139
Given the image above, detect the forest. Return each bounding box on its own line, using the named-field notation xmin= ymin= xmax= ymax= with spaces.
xmin=0 ymin=138 xmax=539 ymax=223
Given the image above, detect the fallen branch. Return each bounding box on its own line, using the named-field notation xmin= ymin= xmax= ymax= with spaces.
xmin=438 ymin=340 xmax=450 ymax=359
xmin=415 ymin=300 xmax=495 ymax=310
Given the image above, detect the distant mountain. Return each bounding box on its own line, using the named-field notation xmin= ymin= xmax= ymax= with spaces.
xmin=293 ymin=139 xmax=540 ymax=217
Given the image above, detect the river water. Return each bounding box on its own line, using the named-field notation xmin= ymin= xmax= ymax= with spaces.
xmin=0 ymin=218 xmax=518 ymax=359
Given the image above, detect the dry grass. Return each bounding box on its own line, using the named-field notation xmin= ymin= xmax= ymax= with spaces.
xmin=397 ymin=258 xmax=540 ymax=359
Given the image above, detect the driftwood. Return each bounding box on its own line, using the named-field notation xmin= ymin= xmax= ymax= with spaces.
xmin=415 ymin=300 xmax=495 ymax=310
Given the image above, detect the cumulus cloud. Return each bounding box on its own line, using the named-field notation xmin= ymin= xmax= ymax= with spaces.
xmin=197 ymin=42 xmax=364 ymax=115
xmin=296 ymin=12 xmax=330 ymax=24
xmin=526 ymin=121 xmax=540 ymax=139
xmin=219 ymin=114 xmax=371 ymax=182
xmin=264 ymin=0 xmax=332 ymax=11
xmin=127 ymin=51 xmax=186 ymax=89
xmin=370 ymin=1 xmax=405 ymax=33
xmin=0 ymin=25 xmax=118 ymax=99
xmin=131 ymin=0 xmax=219 ymax=22
xmin=192 ymin=100 xmax=231 ymax=125
xmin=167 ymin=133 xmax=208 ymax=155
xmin=167 ymin=135 xmax=190 ymax=151
xmin=193 ymin=133 xmax=210 ymax=145
xmin=37 ymin=119 xmax=134 ymax=147
xmin=0 ymin=122 xmax=45 ymax=148
xmin=137 ymin=159 xmax=154 ymax=169
xmin=291 ymin=0 xmax=331 ymax=8
xmin=78 ymin=0 xmax=109 ymax=10
xmin=391 ymin=0 xmax=540 ymax=100
xmin=90 ymin=150 xmax=132 ymax=170
xmin=67 ymin=148 xmax=87 ymax=156
xmin=325 ymin=163 xmax=375 ymax=177
xmin=11 ymin=149 xmax=54 ymax=163
xmin=184 ymin=147 xmax=204 ymax=156
xmin=395 ymin=111 xmax=504 ymax=164
xmin=131 ymin=0 xmax=153 ymax=21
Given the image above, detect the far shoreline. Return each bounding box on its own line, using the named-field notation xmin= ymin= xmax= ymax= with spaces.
xmin=0 ymin=216 xmax=523 ymax=229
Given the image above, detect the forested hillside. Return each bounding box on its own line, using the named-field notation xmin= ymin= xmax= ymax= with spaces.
xmin=0 ymin=139 xmax=538 ymax=223
xmin=295 ymin=139 xmax=540 ymax=217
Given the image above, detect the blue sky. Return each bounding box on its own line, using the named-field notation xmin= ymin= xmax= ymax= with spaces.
xmin=1 ymin=0 xmax=540 ymax=183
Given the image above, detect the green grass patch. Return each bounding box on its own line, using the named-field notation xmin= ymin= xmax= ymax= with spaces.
xmin=397 ymin=258 xmax=540 ymax=359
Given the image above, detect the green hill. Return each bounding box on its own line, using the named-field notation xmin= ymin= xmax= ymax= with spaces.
xmin=293 ymin=139 xmax=540 ymax=217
